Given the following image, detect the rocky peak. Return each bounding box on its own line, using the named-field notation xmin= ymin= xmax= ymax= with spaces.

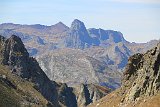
xmin=4 ymin=35 xmax=29 ymax=58
xmin=1 ymin=35 xmax=30 ymax=77
xmin=65 ymin=19 xmax=92 ymax=49
xmin=49 ymin=22 xmax=69 ymax=34
xmin=71 ymin=19 xmax=86 ymax=31
xmin=0 ymin=35 xmax=60 ymax=106
xmin=56 ymin=21 xmax=67 ymax=27
xmin=51 ymin=22 xmax=69 ymax=30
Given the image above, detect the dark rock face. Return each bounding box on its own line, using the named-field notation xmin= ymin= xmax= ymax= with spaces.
xmin=0 ymin=35 xmax=5 ymax=44
xmin=75 ymin=84 xmax=110 ymax=107
xmin=65 ymin=19 xmax=92 ymax=49
xmin=124 ymin=53 xmax=143 ymax=79
xmin=56 ymin=83 xmax=77 ymax=107
xmin=1 ymin=35 xmax=30 ymax=78
xmin=0 ymin=35 xmax=59 ymax=106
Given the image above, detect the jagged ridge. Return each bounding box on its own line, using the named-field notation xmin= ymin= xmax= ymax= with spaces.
xmin=88 ymin=43 xmax=160 ymax=107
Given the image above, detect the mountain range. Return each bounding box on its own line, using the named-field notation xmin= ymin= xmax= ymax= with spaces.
xmin=0 ymin=19 xmax=160 ymax=107
xmin=0 ymin=19 xmax=159 ymax=89
xmin=0 ymin=35 xmax=159 ymax=107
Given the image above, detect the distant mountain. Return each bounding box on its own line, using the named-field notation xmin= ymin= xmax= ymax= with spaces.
xmin=65 ymin=19 xmax=92 ymax=49
xmin=36 ymin=48 xmax=122 ymax=89
xmin=0 ymin=19 xmax=159 ymax=89
xmin=88 ymin=43 xmax=160 ymax=107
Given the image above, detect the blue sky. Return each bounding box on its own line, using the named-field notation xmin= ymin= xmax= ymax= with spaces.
xmin=0 ymin=0 xmax=160 ymax=43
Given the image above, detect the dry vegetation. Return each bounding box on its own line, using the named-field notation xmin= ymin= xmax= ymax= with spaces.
xmin=88 ymin=88 xmax=160 ymax=107
xmin=0 ymin=64 xmax=48 ymax=107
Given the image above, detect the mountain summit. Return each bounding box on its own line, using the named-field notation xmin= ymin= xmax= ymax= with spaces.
xmin=70 ymin=19 xmax=86 ymax=30
xmin=65 ymin=19 xmax=92 ymax=49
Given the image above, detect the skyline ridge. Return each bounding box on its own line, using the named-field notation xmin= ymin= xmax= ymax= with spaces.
xmin=1 ymin=0 xmax=160 ymax=43
xmin=0 ymin=19 xmax=159 ymax=43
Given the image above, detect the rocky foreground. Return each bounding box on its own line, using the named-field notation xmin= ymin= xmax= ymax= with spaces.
xmin=88 ymin=43 xmax=160 ymax=107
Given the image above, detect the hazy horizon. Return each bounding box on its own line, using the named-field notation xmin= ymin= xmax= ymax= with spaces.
xmin=1 ymin=0 xmax=160 ymax=43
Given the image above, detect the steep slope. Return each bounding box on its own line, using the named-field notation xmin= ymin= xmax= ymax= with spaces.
xmin=0 ymin=65 xmax=49 ymax=107
xmin=0 ymin=35 xmax=110 ymax=107
xmin=0 ymin=35 xmax=60 ymax=106
xmin=88 ymin=43 xmax=160 ymax=107
xmin=36 ymin=48 xmax=122 ymax=89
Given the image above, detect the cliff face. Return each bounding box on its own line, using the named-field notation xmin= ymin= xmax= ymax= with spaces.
xmin=75 ymin=84 xmax=110 ymax=107
xmin=65 ymin=19 xmax=92 ymax=49
xmin=0 ymin=35 xmax=109 ymax=107
xmin=0 ymin=35 xmax=59 ymax=106
xmin=36 ymin=48 xmax=122 ymax=89
xmin=88 ymin=43 xmax=160 ymax=107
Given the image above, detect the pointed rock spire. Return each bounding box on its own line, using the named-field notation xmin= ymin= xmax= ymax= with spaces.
xmin=65 ymin=19 xmax=92 ymax=49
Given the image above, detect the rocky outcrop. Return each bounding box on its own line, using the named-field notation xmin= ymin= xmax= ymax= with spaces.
xmin=1 ymin=35 xmax=30 ymax=77
xmin=75 ymin=84 xmax=110 ymax=107
xmin=88 ymin=43 xmax=160 ymax=107
xmin=121 ymin=43 xmax=160 ymax=104
xmin=0 ymin=35 xmax=60 ymax=106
